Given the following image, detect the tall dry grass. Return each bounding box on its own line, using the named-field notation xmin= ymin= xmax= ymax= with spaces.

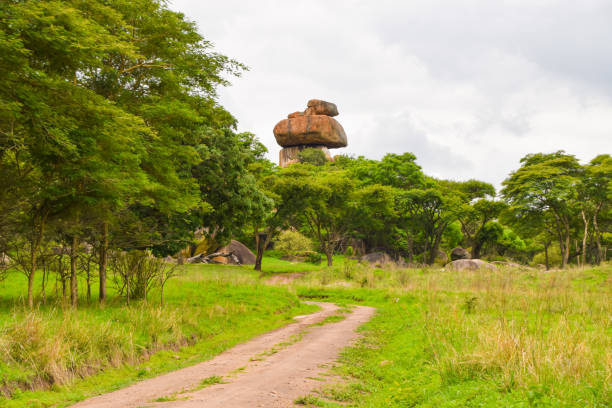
xmin=0 ymin=305 xmax=192 ymax=393
xmin=294 ymin=262 xmax=612 ymax=395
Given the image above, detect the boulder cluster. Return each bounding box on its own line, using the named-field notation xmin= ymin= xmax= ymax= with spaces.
xmin=273 ymin=99 xmax=347 ymax=167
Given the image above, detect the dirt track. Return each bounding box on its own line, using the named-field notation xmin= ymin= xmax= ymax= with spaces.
xmin=72 ymin=302 xmax=375 ymax=408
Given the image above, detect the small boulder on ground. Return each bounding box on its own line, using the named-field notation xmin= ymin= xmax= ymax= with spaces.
xmin=447 ymin=259 xmax=496 ymax=271
xmin=360 ymin=252 xmax=393 ymax=266
xmin=216 ymin=240 xmax=256 ymax=265
xmin=435 ymin=249 xmax=448 ymax=264
xmin=450 ymin=247 xmax=470 ymax=261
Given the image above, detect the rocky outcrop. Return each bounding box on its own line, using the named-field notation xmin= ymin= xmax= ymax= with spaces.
xmin=187 ymin=240 xmax=255 ymax=265
xmin=450 ymin=247 xmax=470 ymax=261
xmin=447 ymin=259 xmax=496 ymax=271
xmin=274 ymin=99 xmax=347 ymax=167
xmin=216 ymin=240 xmax=256 ymax=265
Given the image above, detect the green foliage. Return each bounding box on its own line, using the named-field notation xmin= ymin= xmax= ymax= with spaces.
xmin=297 ymin=148 xmax=328 ymax=166
xmin=274 ymin=230 xmax=314 ymax=259
xmin=502 ymin=151 xmax=582 ymax=267
xmin=442 ymin=221 xmax=463 ymax=250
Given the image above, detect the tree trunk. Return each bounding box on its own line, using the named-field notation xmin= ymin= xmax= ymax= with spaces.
xmin=428 ymin=231 xmax=444 ymax=265
xmin=325 ymin=248 xmax=333 ymax=267
xmin=70 ymin=235 xmax=78 ymax=307
xmin=560 ymin=217 xmax=570 ymax=269
xmin=472 ymin=241 xmax=482 ymax=259
xmin=86 ymin=263 xmax=91 ymax=303
xmin=27 ymin=214 xmax=46 ymax=309
xmin=254 ymin=231 xmax=267 ymax=272
xmin=562 ymin=228 xmax=570 ymax=269
xmin=99 ymin=222 xmax=108 ymax=304
xmin=592 ymin=210 xmax=602 ymax=264
xmin=126 ymin=273 xmax=130 ymax=306
xmin=41 ymin=257 xmax=47 ymax=305
xmin=407 ymin=234 xmax=413 ymax=263
xmin=544 ymin=242 xmax=550 ymax=271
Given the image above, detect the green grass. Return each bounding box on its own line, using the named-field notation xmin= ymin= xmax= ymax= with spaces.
xmin=0 ymin=261 xmax=317 ymax=407
xmin=289 ymin=263 xmax=612 ymax=407
xmin=1 ymin=255 xmax=610 ymax=407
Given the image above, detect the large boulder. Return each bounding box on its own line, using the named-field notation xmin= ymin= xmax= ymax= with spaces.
xmin=216 ymin=240 xmax=256 ymax=265
xmin=447 ymin=259 xmax=496 ymax=271
xmin=361 ymin=252 xmax=393 ymax=267
xmin=450 ymin=247 xmax=470 ymax=261
xmin=273 ymin=115 xmax=347 ymax=148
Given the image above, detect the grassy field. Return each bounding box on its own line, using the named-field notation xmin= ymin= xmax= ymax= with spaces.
xmin=0 ymin=262 xmax=317 ymax=408
xmin=0 ymin=256 xmax=610 ymax=407
xmin=289 ymin=260 xmax=612 ymax=407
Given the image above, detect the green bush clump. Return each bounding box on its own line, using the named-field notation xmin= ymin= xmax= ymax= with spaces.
xmin=275 ymin=230 xmax=313 ymax=260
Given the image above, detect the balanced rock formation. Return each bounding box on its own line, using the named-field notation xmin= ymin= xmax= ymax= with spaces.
xmin=273 ymin=99 xmax=347 ymax=167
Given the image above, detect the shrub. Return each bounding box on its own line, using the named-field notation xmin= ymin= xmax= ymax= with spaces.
xmin=275 ymin=230 xmax=313 ymax=259
xmin=304 ymin=251 xmax=322 ymax=265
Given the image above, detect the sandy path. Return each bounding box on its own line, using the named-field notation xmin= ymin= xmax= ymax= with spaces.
xmin=72 ymin=302 xmax=374 ymax=408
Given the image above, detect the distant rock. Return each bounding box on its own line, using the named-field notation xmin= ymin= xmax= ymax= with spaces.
xmin=361 ymin=252 xmax=393 ymax=267
xmin=273 ymin=115 xmax=347 ymax=148
xmin=447 ymin=259 xmax=496 ymax=271
xmin=435 ymin=249 xmax=448 ymax=264
xmin=450 ymin=247 xmax=470 ymax=261
xmin=216 ymin=240 xmax=256 ymax=265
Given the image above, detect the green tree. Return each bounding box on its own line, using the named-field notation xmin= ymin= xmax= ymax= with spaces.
xmin=501 ymin=151 xmax=581 ymax=268
xmin=396 ymin=185 xmax=461 ymax=264
xmin=271 ymin=165 xmax=354 ymax=266
xmin=580 ymin=154 xmax=612 ymax=263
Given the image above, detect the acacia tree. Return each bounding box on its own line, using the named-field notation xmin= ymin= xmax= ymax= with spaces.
xmin=271 ymin=165 xmax=354 ymax=266
xmin=502 ymin=151 xmax=581 ymax=268
xmin=396 ymin=185 xmax=461 ymax=265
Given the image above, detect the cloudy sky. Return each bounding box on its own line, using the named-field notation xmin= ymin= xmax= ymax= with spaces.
xmin=170 ymin=0 xmax=612 ymax=189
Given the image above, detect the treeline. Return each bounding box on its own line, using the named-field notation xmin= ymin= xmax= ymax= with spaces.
xmin=249 ymin=149 xmax=611 ymax=270
xmin=1 ymin=1 xmax=610 ymax=309
xmin=0 ymin=0 xmax=271 ymax=307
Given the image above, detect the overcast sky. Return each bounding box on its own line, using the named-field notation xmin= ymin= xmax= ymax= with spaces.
xmin=170 ymin=0 xmax=612 ymax=189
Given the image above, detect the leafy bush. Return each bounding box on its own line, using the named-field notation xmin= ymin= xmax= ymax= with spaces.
xmin=274 ymin=230 xmax=313 ymax=259
xmin=304 ymin=251 xmax=322 ymax=264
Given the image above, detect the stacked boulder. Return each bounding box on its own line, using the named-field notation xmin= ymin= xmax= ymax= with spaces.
xmin=273 ymin=99 xmax=347 ymax=167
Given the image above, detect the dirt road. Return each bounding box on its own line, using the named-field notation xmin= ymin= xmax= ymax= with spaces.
xmin=72 ymin=302 xmax=375 ymax=408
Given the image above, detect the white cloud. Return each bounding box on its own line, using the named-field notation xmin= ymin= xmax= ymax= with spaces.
xmin=170 ymin=0 xmax=612 ymax=189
